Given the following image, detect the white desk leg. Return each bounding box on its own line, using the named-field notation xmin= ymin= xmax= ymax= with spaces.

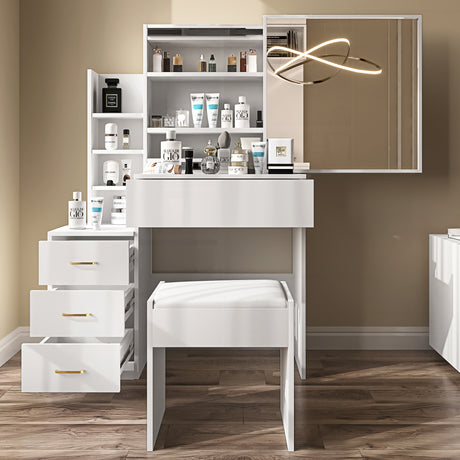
xmin=147 ymin=347 xmax=165 ymax=451
xmin=293 ymin=227 xmax=306 ymax=379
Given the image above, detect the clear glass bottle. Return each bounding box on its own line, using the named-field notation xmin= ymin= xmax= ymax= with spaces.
xmin=208 ymin=54 xmax=217 ymax=72
xmin=122 ymin=129 xmax=130 ymax=149
xmin=201 ymin=140 xmax=220 ymax=174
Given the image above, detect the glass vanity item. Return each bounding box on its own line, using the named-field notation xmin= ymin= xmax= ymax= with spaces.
xmin=173 ymin=53 xmax=183 ymax=72
xmin=151 ymin=115 xmax=163 ymax=127
xmin=153 ymin=48 xmax=163 ymax=72
xmin=163 ymin=114 xmax=175 ymax=127
xmin=208 ymin=54 xmax=217 ymax=72
xmin=122 ymin=129 xmax=130 ymax=149
xmin=227 ymin=54 xmax=237 ymax=72
xmin=229 ymin=142 xmax=248 ymax=175
xmin=102 ymin=78 xmax=121 ymax=113
xmin=240 ymin=51 xmax=247 ymax=72
xmin=175 ymin=109 xmax=190 ymax=127
xmin=163 ymin=51 xmax=170 ymax=72
xmin=184 ymin=147 xmax=194 ymax=174
xmin=201 ymin=140 xmax=220 ymax=174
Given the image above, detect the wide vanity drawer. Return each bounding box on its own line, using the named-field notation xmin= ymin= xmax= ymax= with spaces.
xmin=30 ymin=286 xmax=134 ymax=337
xmin=22 ymin=329 xmax=133 ymax=393
xmin=39 ymin=240 xmax=134 ymax=286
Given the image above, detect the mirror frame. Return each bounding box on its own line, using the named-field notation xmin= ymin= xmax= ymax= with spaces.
xmin=263 ymin=14 xmax=423 ymax=173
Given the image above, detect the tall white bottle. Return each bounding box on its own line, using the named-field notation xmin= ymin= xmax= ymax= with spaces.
xmin=234 ymin=96 xmax=250 ymax=129
xmin=68 ymin=191 xmax=86 ymax=229
xmin=221 ymin=103 xmax=233 ymax=128
xmin=161 ymin=129 xmax=182 ymax=165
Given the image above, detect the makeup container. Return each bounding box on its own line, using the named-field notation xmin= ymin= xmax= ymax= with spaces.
xmin=68 ymin=191 xmax=86 ymax=229
xmin=105 ymin=123 xmax=118 ymax=150
xmin=121 ymin=159 xmax=132 ymax=185
xmin=240 ymin=51 xmax=247 ymax=72
xmin=229 ymin=142 xmax=248 ymax=175
xmin=184 ymin=147 xmax=194 ymax=174
xmin=90 ymin=197 xmax=104 ymax=230
xmin=163 ymin=114 xmax=175 ymax=128
xmin=173 ymin=53 xmax=183 ymax=72
xmin=241 ymin=137 xmax=261 ymax=174
xmin=122 ymin=129 xmax=130 ymax=149
xmin=256 ymin=110 xmax=263 ymax=128
xmin=151 ymin=115 xmax=163 ymax=127
xmin=208 ymin=54 xmax=217 ymax=72
xmin=111 ymin=195 xmax=126 ymax=225
xmin=102 ymin=78 xmax=122 ymax=113
xmin=199 ymin=54 xmax=207 ymax=72
xmin=163 ymin=51 xmax=171 ymax=72
xmin=227 ymin=54 xmax=237 ymax=72
xmin=153 ymin=48 xmax=163 ymax=72
xmin=103 ymin=160 xmax=119 ymax=186
xmin=221 ymin=103 xmax=233 ymax=128
xmin=175 ymin=109 xmax=190 ymax=127
xmin=234 ymin=96 xmax=250 ymax=129
xmin=247 ymin=48 xmax=257 ymax=72
xmin=201 ymin=140 xmax=220 ymax=174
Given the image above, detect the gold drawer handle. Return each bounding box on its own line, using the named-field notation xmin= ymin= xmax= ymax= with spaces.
xmin=55 ymin=369 xmax=85 ymax=374
xmin=62 ymin=313 xmax=91 ymax=317
xmin=69 ymin=261 xmax=98 ymax=265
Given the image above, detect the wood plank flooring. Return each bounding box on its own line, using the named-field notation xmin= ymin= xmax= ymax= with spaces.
xmin=1 ymin=349 xmax=460 ymax=459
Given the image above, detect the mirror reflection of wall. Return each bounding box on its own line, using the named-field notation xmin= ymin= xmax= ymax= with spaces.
xmin=265 ymin=16 xmax=421 ymax=172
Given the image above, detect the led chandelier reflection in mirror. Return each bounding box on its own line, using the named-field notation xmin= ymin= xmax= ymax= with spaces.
xmin=267 ymin=38 xmax=382 ymax=86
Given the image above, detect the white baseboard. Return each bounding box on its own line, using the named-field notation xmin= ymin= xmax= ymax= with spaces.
xmin=306 ymin=327 xmax=429 ymax=350
xmin=0 ymin=327 xmax=40 ymax=367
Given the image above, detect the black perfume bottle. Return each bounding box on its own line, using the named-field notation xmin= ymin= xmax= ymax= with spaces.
xmin=102 ymin=78 xmax=122 ymax=113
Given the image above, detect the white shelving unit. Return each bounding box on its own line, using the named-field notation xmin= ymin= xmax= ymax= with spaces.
xmin=143 ymin=24 xmax=265 ymax=160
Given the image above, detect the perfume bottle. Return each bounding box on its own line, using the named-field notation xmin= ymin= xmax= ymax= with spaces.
xmin=68 ymin=191 xmax=86 ymax=229
xmin=102 ymin=78 xmax=122 ymax=113
xmin=153 ymin=48 xmax=163 ymax=72
xmin=208 ymin=54 xmax=217 ymax=72
xmin=227 ymin=54 xmax=237 ymax=72
xmin=161 ymin=129 xmax=182 ymax=165
xmin=122 ymin=129 xmax=130 ymax=149
xmin=173 ymin=53 xmax=183 ymax=72
xmin=221 ymin=103 xmax=233 ymax=128
xmin=201 ymin=140 xmax=220 ymax=174
xmin=247 ymin=49 xmax=257 ymax=72
xmin=234 ymin=96 xmax=250 ymax=128
xmin=163 ymin=51 xmax=171 ymax=72
xmin=240 ymin=51 xmax=247 ymax=72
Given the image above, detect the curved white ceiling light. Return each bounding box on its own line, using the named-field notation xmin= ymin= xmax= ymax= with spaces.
xmin=267 ymin=38 xmax=382 ymax=86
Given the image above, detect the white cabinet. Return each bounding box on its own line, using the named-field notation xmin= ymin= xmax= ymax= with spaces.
xmin=429 ymin=234 xmax=460 ymax=371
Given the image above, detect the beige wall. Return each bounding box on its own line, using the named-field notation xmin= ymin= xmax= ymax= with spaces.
xmin=15 ymin=0 xmax=460 ymax=333
xmin=0 ymin=0 xmax=20 ymax=340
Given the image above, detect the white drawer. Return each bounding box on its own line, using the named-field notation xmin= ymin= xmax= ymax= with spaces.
xmin=22 ymin=329 xmax=133 ymax=393
xmin=30 ymin=286 xmax=134 ymax=337
xmin=39 ymin=240 xmax=134 ymax=286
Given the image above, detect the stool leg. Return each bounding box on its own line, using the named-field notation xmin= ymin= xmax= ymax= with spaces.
xmin=280 ymin=346 xmax=294 ymax=451
xmin=147 ymin=347 xmax=165 ymax=451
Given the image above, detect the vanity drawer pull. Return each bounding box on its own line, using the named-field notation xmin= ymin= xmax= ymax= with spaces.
xmin=55 ymin=369 xmax=85 ymax=374
xmin=69 ymin=261 xmax=98 ymax=265
xmin=61 ymin=313 xmax=91 ymax=317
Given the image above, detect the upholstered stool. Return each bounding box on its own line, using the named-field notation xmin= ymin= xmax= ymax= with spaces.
xmin=146 ymin=279 xmax=295 ymax=451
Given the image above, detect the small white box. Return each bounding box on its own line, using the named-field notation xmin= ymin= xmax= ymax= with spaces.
xmin=268 ymin=138 xmax=293 ymax=165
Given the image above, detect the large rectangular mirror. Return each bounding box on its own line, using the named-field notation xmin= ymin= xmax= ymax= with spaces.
xmin=264 ymin=15 xmax=422 ymax=172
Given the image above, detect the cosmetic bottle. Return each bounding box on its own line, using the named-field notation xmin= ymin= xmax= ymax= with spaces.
xmin=91 ymin=197 xmax=104 ymax=230
xmin=229 ymin=142 xmax=248 ymax=175
xmin=227 ymin=54 xmax=237 ymax=72
xmin=102 ymin=78 xmax=122 ymax=113
xmin=221 ymin=103 xmax=233 ymax=128
xmin=173 ymin=54 xmax=183 ymax=72
xmin=103 ymin=160 xmax=119 ymax=186
xmin=198 ymin=54 xmax=207 ymax=72
xmin=111 ymin=195 xmax=126 ymax=225
xmin=163 ymin=51 xmax=171 ymax=72
xmin=161 ymin=129 xmax=182 ymax=165
xmin=234 ymin=96 xmax=250 ymax=129
xmin=121 ymin=159 xmax=132 ymax=185
xmin=184 ymin=147 xmax=194 ymax=174
xmin=153 ymin=48 xmax=163 ymax=72
xmin=68 ymin=191 xmax=86 ymax=229
xmin=122 ymin=129 xmax=130 ymax=149
xmin=201 ymin=140 xmax=220 ymax=174
xmin=247 ymin=49 xmax=257 ymax=72
xmin=105 ymin=123 xmax=118 ymax=150
xmin=208 ymin=54 xmax=217 ymax=72
xmin=240 ymin=51 xmax=247 ymax=72
xmin=256 ymin=110 xmax=263 ymax=128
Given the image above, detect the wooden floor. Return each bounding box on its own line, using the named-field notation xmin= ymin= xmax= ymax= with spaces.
xmin=1 ymin=350 xmax=460 ymax=459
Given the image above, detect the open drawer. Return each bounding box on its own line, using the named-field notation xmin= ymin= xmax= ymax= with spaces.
xmin=21 ymin=329 xmax=133 ymax=393
xmin=39 ymin=240 xmax=134 ymax=286
xmin=30 ymin=286 xmax=134 ymax=337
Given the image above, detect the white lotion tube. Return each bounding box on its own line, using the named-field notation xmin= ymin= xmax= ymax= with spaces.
xmin=205 ymin=93 xmax=219 ymax=128
xmin=251 ymin=141 xmax=266 ymax=174
xmin=190 ymin=93 xmax=205 ymax=128
xmin=90 ymin=197 xmax=104 ymax=230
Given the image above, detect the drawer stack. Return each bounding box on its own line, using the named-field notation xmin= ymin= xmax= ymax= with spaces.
xmin=22 ymin=237 xmax=136 ymax=393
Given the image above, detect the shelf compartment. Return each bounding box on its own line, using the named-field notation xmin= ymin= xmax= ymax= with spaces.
xmin=147 ymin=36 xmax=262 ymax=48
xmin=147 ymin=127 xmax=264 ymax=135
xmin=147 ymin=72 xmax=262 ymax=81
xmin=92 ymin=113 xmax=143 ymax=119
xmin=92 ymin=149 xmax=144 ymax=155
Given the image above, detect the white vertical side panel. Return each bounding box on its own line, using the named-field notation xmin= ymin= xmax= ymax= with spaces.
xmin=87 ymin=69 xmax=98 ymax=204
xmin=293 ymin=227 xmax=306 ymax=378
xmin=429 ymin=235 xmax=460 ymax=371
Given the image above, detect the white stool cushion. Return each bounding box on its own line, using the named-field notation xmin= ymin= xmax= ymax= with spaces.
xmin=153 ymin=279 xmax=287 ymax=309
